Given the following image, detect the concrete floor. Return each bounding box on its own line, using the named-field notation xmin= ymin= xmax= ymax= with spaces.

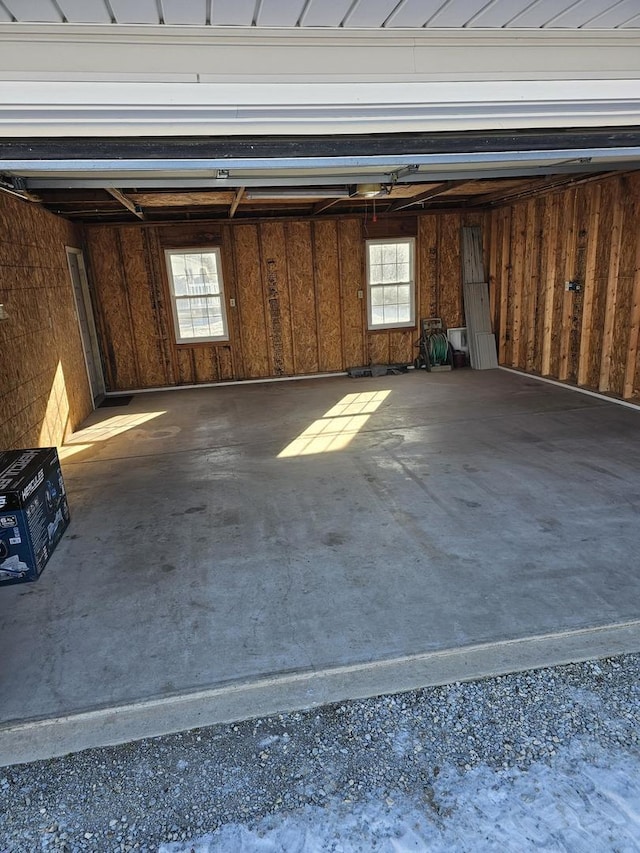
xmin=2 ymin=369 xmax=640 ymax=764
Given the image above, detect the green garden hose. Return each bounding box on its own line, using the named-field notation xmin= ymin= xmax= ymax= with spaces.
xmin=428 ymin=332 xmax=449 ymax=365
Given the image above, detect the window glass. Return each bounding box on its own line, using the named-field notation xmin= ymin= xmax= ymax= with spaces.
xmin=166 ymin=248 xmax=229 ymax=343
xmin=366 ymin=239 xmax=415 ymax=331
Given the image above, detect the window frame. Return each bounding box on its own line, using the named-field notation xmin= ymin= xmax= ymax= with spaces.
xmin=165 ymin=246 xmax=230 ymax=345
xmin=365 ymin=237 xmax=416 ymax=332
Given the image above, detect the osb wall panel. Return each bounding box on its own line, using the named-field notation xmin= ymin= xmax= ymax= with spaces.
xmin=490 ymin=173 xmax=640 ymax=402
xmin=0 ymin=192 xmax=93 ymax=450
xmin=85 ymin=212 xmax=484 ymax=391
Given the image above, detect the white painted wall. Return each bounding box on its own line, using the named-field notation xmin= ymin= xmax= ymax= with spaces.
xmin=0 ymin=25 xmax=639 ymax=136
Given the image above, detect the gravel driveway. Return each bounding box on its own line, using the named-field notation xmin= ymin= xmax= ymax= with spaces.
xmin=2 ymin=654 xmax=640 ymax=851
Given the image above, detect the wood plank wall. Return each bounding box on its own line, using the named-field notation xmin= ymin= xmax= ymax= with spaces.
xmin=489 ymin=173 xmax=640 ymax=401
xmin=84 ymin=212 xmax=485 ymax=391
xmin=0 ymin=191 xmax=93 ymax=449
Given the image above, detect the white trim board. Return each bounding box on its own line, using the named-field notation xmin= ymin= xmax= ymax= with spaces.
xmin=104 ymin=371 xmax=349 ymax=396
xmin=0 ymin=25 xmax=639 ymax=136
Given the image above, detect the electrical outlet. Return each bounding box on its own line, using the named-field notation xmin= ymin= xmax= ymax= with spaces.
xmin=229 ymin=298 xmax=236 ymax=307
xmin=357 ymin=290 xmax=364 ymax=299
xmin=0 ymin=304 xmax=8 ymax=320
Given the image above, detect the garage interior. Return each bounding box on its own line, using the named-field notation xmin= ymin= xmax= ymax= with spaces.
xmin=1 ymin=2 xmax=640 ymax=764
xmin=2 ymin=133 xmax=640 ymax=763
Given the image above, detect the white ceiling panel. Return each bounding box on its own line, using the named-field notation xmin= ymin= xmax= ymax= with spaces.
xmin=0 ymin=0 xmax=638 ymax=27
xmin=301 ymin=0 xmax=354 ymax=27
xmin=465 ymin=0 xmax=536 ymax=27
xmin=256 ymin=0 xmax=304 ymax=27
xmin=211 ymin=0 xmax=257 ymax=26
xmin=57 ymin=0 xmax=111 ymax=23
xmin=582 ymin=0 xmax=640 ymax=27
xmin=109 ymin=0 xmax=159 ymax=24
xmin=509 ymin=0 xmax=582 ymax=27
xmin=343 ymin=0 xmax=399 ymax=27
xmin=386 ymin=0 xmax=446 ymax=27
xmin=542 ymin=0 xmax=615 ymax=27
xmin=3 ymin=0 xmax=61 ymax=21
xmin=428 ymin=0 xmax=498 ymax=27
xmin=161 ymin=0 xmax=207 ymax=25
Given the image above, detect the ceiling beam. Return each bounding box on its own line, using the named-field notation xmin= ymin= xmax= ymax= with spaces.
xmin=229 ymin=187 xmax=245 ymax=218
xmin=387 ymin=181 xmax=464 ymax=212
xmin=312 ymin=197 xmax=344 ymax=215
xmin=106 ymin=187 xmax=144 ymax=219
xmin=471 ymin=171 xmax=623 ymax=207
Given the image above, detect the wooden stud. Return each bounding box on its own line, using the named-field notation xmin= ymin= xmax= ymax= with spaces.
xmin=497 ymin=207 xmax=511 ymax=365
xmin=598 ymin=179 xmax=624 ymax=392
xmin=623 ymin=176 xmax=640 ymax=399
xmin=608 ymin=176 xmax=639 ymax=397
xmin=577 ymin=184 xmax=602 ymax=387
xmin=558 ymin=189 xmax=578 ymax=381
xmin=488 ymin=210 xmax=499 ymax=330
xmin=585 ymin=181 xmax=615 ymax=389
xmin=566 ymin=187 xmax=589 ymax=385
xmin=509 ymin=204 xmax=527 ymax=368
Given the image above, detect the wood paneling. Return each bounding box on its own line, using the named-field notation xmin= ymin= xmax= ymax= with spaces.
xmin=285 ymin=221 xmax=319 ymax=375
xmin=118 ymin=227 xmax=167 ymax=388
xmin=313 ymin=220 xmax=343 ymax=372
xmin=338 ymin=218 xmax=365 ymax=368
xmin=438 ymin=214 xmax=464 ymax=329
xmin=85 ymin=210 xmax=487 ymax=392
xmin=230 ymin=224 xmax=269 ymax=379
xmin=0 ymin=192 xmax=93 ymax=449
xmin=492 ymin=172 xmax=640 ymax=402
xmin=259 ymin=222 xmax=295 ymax=376
xmin=418 ymin=216 xmax=438 ymax=323
xmin=623 ymin=175 xmax=640 ymax=400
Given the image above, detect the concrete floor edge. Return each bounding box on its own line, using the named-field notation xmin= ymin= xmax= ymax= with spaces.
xmin=498 ymin=366 xmax=640 ymax=412
xmin=3 ymin=620 xmax=640 ymax=768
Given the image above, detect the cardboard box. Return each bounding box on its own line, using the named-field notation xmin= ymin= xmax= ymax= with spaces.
xmin=0 ymin=448 xmax=70 ymax=585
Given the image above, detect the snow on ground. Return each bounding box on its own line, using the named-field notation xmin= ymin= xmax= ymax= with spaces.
xmin=161 ymin=739 xmax=640 ymax=852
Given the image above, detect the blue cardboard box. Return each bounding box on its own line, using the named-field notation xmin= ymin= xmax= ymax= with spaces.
xmin=0 ymin=448 xmax=70 ymax=584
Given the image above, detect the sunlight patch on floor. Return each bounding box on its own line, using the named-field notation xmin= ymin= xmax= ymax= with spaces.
xmin=278 ymin=390 xmax=391 ymax=458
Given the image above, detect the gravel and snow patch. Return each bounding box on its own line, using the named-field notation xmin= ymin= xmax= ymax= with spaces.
xmin=2 ymin=655 xmax=640 ymax=851
xmin=162 ymin=745 xmax=640 ymax=852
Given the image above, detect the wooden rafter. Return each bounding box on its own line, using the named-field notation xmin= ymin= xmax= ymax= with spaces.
xmin=313 ymin=197 xmax=344 ymax=215
xmin=106 ymin=187 xmax=144 ymax=219
xmin=470 ymin=171 xmax=623 ymax=208
xmin=229 ymin=187 xmax=245 ymax=218
xmin=387 ymin=181 xmax=462 ymax=212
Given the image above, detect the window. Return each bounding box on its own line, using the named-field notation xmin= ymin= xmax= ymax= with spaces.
xmin=165 ymin=248 xmax=229 ymax=343
xmin=366 ymin=238 xmax=416 ymax=330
